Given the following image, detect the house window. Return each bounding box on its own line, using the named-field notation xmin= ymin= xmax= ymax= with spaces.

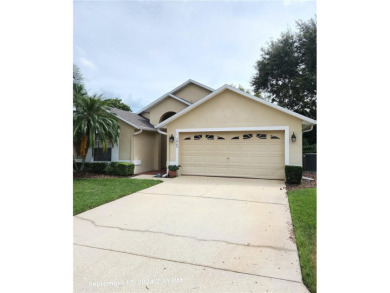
xmin=271 ymin=135 xmax=280 ymax=139
xmin=93 ymin=148 xmax=112 ymax=161
xmin=257 ymin=134 xmax=267 ymax=139
xmin=184 ymin=136 xmax=191 ymax=140
xmin=231 ymin=136 xmax=239 ymax=140
xmin=206 ymin=134 xmax=214 ymax=140
xmin=194 ymin=135 xmax=202 ymax=140
xmin=217 ymin=136 xmax=225 ymax=140
xmin=243 ymin=134 xmax=253 ymax=139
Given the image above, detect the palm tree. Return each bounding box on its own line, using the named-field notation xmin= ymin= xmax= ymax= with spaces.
xmin=73 ymin=94 xmax=120 ymax=171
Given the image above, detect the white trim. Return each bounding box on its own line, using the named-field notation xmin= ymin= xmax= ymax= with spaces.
xmin=133 ymin=160 xmax=141 ymax=166
xmin=136 ymin=79 xmax=214 ymax=114
xmin=86 ymin=147 xmax=93 ymax=162
xmin=175 ymin=126 xmax=290 ymax=166
xmin=133 ymin=129 xmax=143 ymax=136
xmin=156 ymin=85 xmax=317 ymax=128
xmin=168 ymin=94 xmax=192 ymax=106
xmin=111 ymin=140 xmax=119 ymax=161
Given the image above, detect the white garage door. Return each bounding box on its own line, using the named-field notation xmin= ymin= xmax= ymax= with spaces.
xmin=179 ymin=131 xmax=285 ymax=179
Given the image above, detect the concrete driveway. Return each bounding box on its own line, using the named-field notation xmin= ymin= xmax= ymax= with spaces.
xmin=74 ymin=176 xmax=309 ymax=293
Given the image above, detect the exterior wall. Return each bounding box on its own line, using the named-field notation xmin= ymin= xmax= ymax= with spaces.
xmin=166 ymin=89 xmax=303 ymax=169
xmin=134 ymin=131 xmax=159 ymax=173
xmin=173 ymin=83 xmax=212 ymax=104
xmin=149 ymin=97 xmax=187 ymax=126
xmin=118 ymin=120 xmax=134 ymax=161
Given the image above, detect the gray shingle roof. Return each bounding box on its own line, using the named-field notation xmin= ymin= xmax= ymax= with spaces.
xmin=110 ymin=108 xmax=156 ymax=131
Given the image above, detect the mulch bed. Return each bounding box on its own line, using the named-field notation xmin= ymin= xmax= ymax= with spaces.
xmin=286 ymin=171 xmax=317 ymax=191
xmin=136 ymin=169 xmax=167 ymax=176
xmin=73 ymin=169 xmax=167 ymax=179
xmin=73 ymin=172 xmax=128 ymax=179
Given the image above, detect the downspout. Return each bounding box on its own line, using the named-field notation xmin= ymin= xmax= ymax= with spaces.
xmin=157 ymin=129 xmax=169 ymax=177
xmin=157 ymin=129 xmax=167 ymax=135
xmin=303 ymin=124 xmax=314 ymax=133
xmin=133 ymin=129 xmax=143 ymax=136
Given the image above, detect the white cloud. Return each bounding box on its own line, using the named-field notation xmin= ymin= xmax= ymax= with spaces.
xmin=79 ymin=57 xmax=97 ymax=71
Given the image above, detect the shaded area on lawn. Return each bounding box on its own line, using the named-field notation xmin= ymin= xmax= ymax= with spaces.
xmin=288 ymin=187 xmax=316 ymax=293
xmin=73 ymin=178 xmax=162 ymax=215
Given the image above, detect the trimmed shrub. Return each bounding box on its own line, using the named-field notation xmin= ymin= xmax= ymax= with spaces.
xmin=107 ymin=162 xmax=118 ymax=175
xmin=107 ymin=162 xmax=134 ymax=176
xmin=75 ymin=162 xmax=91 ymax=172
xmin=89 ymin=162 xmax=108 ymax=174
xmin=115 ymin=162 xmax=135 ymax=176
xmin=285 ymin=165 xmax=303 ymax=184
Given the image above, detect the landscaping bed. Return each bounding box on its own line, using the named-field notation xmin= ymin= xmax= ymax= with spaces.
xmin=73 ymin=178 xmax=162 ymax=215
xmin=286 ymin=171 xmax=316 ymax=191
xmin=73 ymin=172 xmax=127 ymax=179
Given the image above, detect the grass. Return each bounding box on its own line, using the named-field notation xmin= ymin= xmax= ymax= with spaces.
xmin=288 ymin=187 xmax=317 ymax=293
xmin=73 ymin=178 xmax=162 ymax=215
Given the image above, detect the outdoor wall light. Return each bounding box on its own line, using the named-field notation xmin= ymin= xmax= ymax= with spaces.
xmin=291 ymin=132 xmax=296 ymax=143
xmin=169 ymin=134 xmax=174 ymax=143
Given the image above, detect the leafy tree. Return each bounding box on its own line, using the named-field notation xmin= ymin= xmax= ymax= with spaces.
xmin=105 ymin=98 xmax=132 ymax=111
xmin=230 ymin=84 xmax=262 ymax=99
xmin=73 ymin=64 xmax=84 ymax=85
xmin=251 ymin=17 xmax=316 ymax=119
xmin=73 ymin=64 xmax=87 ymax=100
xmin=73 ymin=94 xmax=120 ymax=171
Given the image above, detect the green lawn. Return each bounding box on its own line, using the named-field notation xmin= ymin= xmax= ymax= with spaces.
xmin=73 ymin=178 xmax=162 ymax=215
xmin=288 ymin=187 xmax=317 ymax=293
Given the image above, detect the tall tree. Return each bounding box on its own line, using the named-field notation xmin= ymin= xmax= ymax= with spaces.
xmin=73 ymin=94 xmax=120 ymax=171
xmin=105 ymin=98 xmax=132 ymax=111
xmin=230 ymin=84 xmax=262 ymax=98
xmin=73 ymin=64 xmax=87 ymax=100
xmin=251 ymin=17 xmax=316 ymax=119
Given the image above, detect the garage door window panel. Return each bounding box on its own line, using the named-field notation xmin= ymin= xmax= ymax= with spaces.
xmin=194 ymin=135 xmax=203 ymax=140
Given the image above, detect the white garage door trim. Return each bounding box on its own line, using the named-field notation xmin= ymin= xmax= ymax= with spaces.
xmin=175 ymin=126 xmax=290 ymax=166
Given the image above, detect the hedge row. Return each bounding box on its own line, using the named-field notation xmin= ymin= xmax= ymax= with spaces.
xmin=75 ymin=162 xmax=135 ymax=176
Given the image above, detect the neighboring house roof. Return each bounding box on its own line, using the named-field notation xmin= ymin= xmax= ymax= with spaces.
xmin=156 ymin=84 xmax=317 ymax=128
xmin=136 ymin=79 xmax=214 ymax=115
xmin=110 ymin=108 xmax=156 ymax=131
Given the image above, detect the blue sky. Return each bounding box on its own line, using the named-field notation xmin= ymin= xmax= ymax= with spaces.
xmin=74 ymin=0 xmax=316 ymax=112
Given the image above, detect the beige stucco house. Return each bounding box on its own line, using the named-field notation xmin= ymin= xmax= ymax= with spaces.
xmin=79 ymin=79 xmax=316 ymax=179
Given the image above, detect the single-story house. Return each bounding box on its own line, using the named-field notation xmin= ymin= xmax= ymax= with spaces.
xmin=76 ymin=79 xmax=316 ymax=179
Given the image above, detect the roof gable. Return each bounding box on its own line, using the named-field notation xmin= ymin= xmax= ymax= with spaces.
xmin=156 ymin=85 xmax=317 ymax=128
xmin=136 ymin=79 xmax=214 ymax=114
xmin=110 ymin=108 xmax=156 ymax=131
